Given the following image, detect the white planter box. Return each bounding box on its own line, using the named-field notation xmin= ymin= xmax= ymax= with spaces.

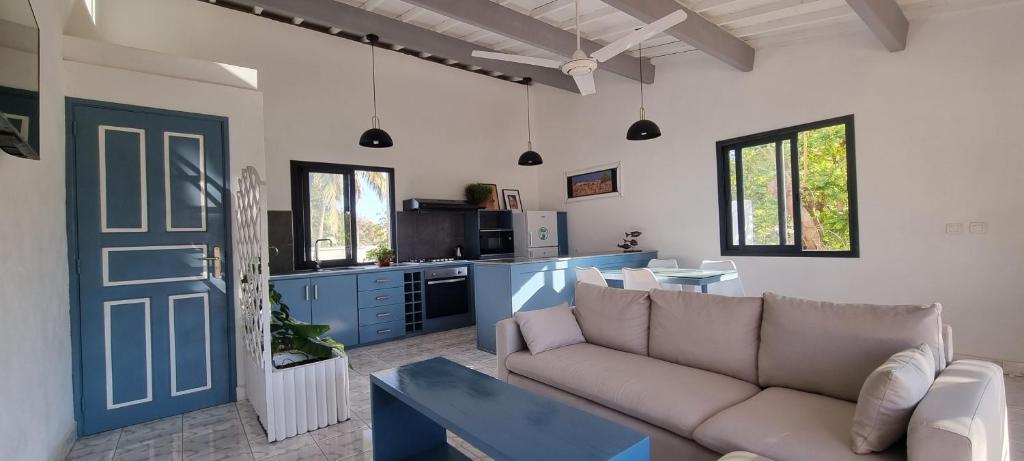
xmin=263 ymin=352 xmax=350 ymax=442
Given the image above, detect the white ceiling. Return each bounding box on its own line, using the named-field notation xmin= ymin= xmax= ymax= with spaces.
xmin=331 ymin=0 xmax=1022 ymax=62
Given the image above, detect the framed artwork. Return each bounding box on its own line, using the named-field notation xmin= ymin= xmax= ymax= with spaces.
xmin=565 ymin=162 xmax=622 ymax=202
xmin=502 ymin=189 xmax=523 ymax=211
xmin=480 ymin=183 xmax=500 ymax=210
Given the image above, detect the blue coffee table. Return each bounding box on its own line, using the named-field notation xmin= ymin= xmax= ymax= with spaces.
xmin=371 ymin=357 xmax=650 ymax=461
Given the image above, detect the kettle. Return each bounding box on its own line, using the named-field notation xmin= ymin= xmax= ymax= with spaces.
xmin=455 ymin=245 xmax=464 ymax=259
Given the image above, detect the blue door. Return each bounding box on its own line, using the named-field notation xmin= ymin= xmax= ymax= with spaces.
xmin=69 ymin=101 xmax=232 ymax=435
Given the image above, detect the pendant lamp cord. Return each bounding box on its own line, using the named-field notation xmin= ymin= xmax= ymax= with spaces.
xmin=638 ymin=39 xmax=646 ymax=120
xmin=526 ymin=82 xmax=533 ymax=150
xmin=370 ymin=39 xmax=380 ymax=128
xmin=575 ymin=0 xmax=581 ymax=50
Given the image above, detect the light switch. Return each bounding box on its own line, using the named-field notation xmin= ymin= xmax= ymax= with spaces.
xmin=945 ymin=223 xmax=964 ymax=235
xmin=969 ymin=222 xmax=988 ymax=234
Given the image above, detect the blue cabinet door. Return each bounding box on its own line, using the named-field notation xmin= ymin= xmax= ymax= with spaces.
xmin=271 ymin=278 xmax=311 ymax=323
xmin=311 ymin=275 xmax=359 ymax=348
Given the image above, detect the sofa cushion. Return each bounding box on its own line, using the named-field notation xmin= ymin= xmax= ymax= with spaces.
xmin=505 ymin=342 xmax=760 ymax=438
xmin=759 ymin=292 xmax=944 ymax=402
xmin=649 ymin=290 xmax=762 ymax=384
xmin=693 ymin=387 xmax=905 ymax=461
xmin=514 ymin=303 xmax=585 ymax=355
xmin=573 ymin=283 xmax=651 ymax=355
xmin=851 ymin=344 xmax=936 ymax=454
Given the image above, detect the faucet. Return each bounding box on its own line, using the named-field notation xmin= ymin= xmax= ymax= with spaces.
xmin=313 ymin=238 xmax=334 ymax=270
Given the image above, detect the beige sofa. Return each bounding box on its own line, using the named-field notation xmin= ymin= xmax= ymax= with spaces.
xmin=495 ymin=285 xmax=1009 ymax=461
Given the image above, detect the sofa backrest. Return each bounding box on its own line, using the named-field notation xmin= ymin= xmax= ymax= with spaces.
xmin=758 ymin=292 xmax=945 ymax=402
xmin=648 ymin=290 xmax=763 ymax=384
xmin=573 ymin=282 xmax=651 ymax=355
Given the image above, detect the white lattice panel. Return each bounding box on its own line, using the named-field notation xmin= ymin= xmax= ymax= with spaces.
xmin=235 ymin=166 xmax=269 ymax=369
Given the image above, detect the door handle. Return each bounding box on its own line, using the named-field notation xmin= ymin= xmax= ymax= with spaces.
xmin=200 ymin=246 xmax=223 ymax=279
xmin=375 ymin=295 xmax=390 ymax=301
xmin=376 ymin=312 xmax=392 ymax=318
xmin=304 ymin=284 xmax=310 ymax=301
xmin=313 ymin=284 xmax=319 ymax=300
xmin=376 ymin=328 xmax=392 ymax=335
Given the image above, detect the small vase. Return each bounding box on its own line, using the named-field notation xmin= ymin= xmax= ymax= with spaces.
xmin=377 ymin=257 xmax=392 ymax=267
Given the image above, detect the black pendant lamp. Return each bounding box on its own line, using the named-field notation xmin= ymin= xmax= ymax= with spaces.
xmin=626 ymin=40 xmax=661 ymax=141
xmin=518 ymin=78 xmax=543 ymax=166
xmin=359 ymin=34 xmax=394 ymax=148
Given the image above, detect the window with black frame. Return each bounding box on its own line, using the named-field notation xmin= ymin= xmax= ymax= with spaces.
xmin=716 ymin=115 xmax=859 ymax=257
xmin=291 ymin=161 xmax=396 ymax=268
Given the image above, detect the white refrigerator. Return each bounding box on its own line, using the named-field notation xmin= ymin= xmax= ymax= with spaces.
xmin=513 ymin=211 xmax=561 ymax=259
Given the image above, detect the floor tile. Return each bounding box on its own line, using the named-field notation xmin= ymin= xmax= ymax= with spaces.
xmin=309 ymin=419 xmax=367 ymax=444
xmin=182 ymin=424 xmax=252 ymax=461
xmin=183 ymin=404 xmax=243 ymax=440
xmin=261 ymin=443 xmax=327 ymax=461
xmin=113 ymin=434 xmax=182 ymax=461
xmin=118 ymin=416 xmax=182 ymax=446
xmin=66 ymin=429 xmax=121 ymax=461
xmin=314 ymin=426 xmax=372 ymax=461
xmin=249 ymin=433 xmax=319 ymax=460
xmin=335 ymin=451 xmax=371 ymax=461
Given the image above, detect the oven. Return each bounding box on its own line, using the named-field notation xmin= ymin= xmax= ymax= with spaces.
xmin=423 ymin=266 xmax=472 ymax=330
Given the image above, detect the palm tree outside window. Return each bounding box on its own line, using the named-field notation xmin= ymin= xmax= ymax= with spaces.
xmin=290 ymin=161 xmax=396 ymax=268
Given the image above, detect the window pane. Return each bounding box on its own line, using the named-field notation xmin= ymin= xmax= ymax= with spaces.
xmin=798 ymin=124 xmax=850 ymax=251
xmin=728 ymin=150 xmax=739 ymax=245
xmin=741 ymin=143 xmax=780 ymax=245
xmin=355 ymin=170 xmax=393 ymax=263
xmin=308 ymin=172 xmax=350 ymax=261
xmin=781 ymin=139 xmax=795 ymax=245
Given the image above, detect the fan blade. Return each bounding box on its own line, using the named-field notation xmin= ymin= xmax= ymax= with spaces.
xmin=573 ymin=73 xmax=596 ymax=96
xmin=471 ymin=50 xmax=563 ymax=68
xmin=590 ymin=10 xmax=688 ymax=63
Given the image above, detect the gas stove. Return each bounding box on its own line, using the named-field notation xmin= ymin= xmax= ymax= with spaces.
xmin=406 ymin=258 xmax=458 ymax=263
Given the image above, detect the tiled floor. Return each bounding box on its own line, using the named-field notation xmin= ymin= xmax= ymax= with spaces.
xmin=66 ymin=325 xmax=1023 ymax=461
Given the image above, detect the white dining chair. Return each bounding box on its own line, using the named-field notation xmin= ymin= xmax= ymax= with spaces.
xmin=622 ymin=268 xmax=662 ymax=291
xmin=647 ymin=258 xmax=679 ymax=269
xmin=645 ymin=258 xmax=683 ymax=290
xmin=700 ymin=259 xmax=745 ymax=296
xmin=575 ymin=267 xmax=608 ymax=287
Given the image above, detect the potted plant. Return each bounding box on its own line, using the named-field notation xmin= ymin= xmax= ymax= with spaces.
xmin=263 ymin=283 xmax=351 ymax=441
xmin=465 ymin=183 xmax=493 ymax=207
xmin=367 ymin=245 xmax=395 ymax=267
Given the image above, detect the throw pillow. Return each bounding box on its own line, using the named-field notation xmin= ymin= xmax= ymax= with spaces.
xmin=573 ymin=282 xmax=651 ymax=355
xmin=513 ymin=303 xmax=585 ymax=355
xmin=850 ymin=344 xmax=936 ymax=454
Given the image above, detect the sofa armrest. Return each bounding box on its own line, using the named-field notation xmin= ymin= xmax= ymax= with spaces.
xmin=496 ymin=318 xmax=526 ymax=382
xmin=908 ymin=360 xmax=1008 ymax=461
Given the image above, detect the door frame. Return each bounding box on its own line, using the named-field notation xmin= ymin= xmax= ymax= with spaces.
xmin=65 ymin=98 xmax=236 ymax=434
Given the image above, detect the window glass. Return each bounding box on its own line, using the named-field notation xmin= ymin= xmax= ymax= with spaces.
xmin=354 ymin=170 xmax=393 ymax=263
xmin=740 ymin=142 xmax=780 ymax=245
xmin=308 ymin=172 xmax=350 ymax=261
xmin=798 ymin=124 xmax=850 ymax=251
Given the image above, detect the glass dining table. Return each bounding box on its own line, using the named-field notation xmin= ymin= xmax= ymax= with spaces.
xmin=600 ymin=267 xmax=738 ymax=293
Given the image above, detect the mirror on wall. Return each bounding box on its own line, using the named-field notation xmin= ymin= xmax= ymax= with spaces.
xmin=0 ymin=0 xmax=40 ymax=160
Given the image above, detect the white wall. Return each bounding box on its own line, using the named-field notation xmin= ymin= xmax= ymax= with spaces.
xmin=0 ymin=0 xmax=77 ymax=459
xmin=534 ymin=3 xmax=1024 ymax=363
xmin=65 ymin=0 xmax=541 ymax=212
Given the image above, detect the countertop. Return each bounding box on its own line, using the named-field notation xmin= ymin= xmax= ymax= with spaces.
xmin=269 ymin=260 xmax=469 ymax=280
xmin=470 ymin=250 xmax=657 ymax=265
xmin=269 ymin=250 xmax=657 ymax=280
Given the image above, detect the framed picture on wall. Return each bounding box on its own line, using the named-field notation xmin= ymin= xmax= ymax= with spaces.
xmin=480 ymin=183 xmax=500 ymax=210
xmin=502 ymin=189 xmax=523 ymax=211
xmin=565 ymin=162 xmax=622 ymax=202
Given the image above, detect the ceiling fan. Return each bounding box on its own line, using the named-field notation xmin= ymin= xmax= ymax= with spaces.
xmin=470 ymin=0 xmax=687 ymax=95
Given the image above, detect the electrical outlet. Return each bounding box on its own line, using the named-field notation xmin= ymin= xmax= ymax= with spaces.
xmin=945 ymin=223 xmax=964 ymax=235
xmin=969 ymin=221 xmax=988 ymax=234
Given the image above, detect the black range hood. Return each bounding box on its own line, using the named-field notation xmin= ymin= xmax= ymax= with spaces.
xmin=403 ymin=198 xmax=482 ymax=212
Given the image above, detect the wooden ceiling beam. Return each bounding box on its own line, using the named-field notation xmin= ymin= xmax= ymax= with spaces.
xmin=221 ymin=0 xmax=581 ymax=92
xmin=845 ymin=0 xmax=909 ymax=51
xmin=601 ymin=0 xmax=755 ymax=71
xmin=400 ymin=0 xmax=655 ymax=83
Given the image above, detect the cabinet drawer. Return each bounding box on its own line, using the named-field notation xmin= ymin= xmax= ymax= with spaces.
xmin=358 ymin=286 xmax=405 ymax=309
xmin=359 ymin=303 xmax=404 ymax=326
xmin=357 ymin=271 xmax=404 ymax=290
xmin=359 ymin=320 xmax=404 ymax=344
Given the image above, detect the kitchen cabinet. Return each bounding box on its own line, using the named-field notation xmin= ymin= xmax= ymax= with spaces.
xmin=473 ymin=251 xmax=657 ymax=353
xmin=268 ymin=274 xmax=359 ymax=347
xmin=271 ymin=278 xmax=314 ymax=323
